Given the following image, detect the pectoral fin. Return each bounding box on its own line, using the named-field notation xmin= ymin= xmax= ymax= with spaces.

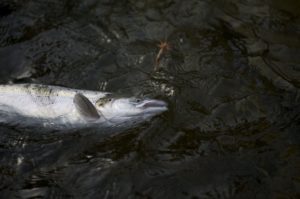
xmin=73 ymin=93 xmax=100 ymax=121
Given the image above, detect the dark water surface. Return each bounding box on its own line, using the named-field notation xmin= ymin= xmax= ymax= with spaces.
xmin=0 ymin=0 xmax=300 ymax=198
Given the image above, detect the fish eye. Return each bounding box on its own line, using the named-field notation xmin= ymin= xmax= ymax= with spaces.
xmin=129 ymin=98 xmax=142 ymax=104
xmin=132 ymin=98 xmax=142 ymax=103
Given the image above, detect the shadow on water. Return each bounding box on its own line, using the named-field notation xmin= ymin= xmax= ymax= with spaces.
xmin=0 ymin=0 xmax=300 ymax=198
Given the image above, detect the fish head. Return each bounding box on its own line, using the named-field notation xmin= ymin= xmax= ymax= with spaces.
xmin=96 ymin=96 xmax=168 ymax=124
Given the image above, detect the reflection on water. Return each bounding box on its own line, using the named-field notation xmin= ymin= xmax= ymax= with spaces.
xmin=0 ymin=0 xmax=299 ymax=198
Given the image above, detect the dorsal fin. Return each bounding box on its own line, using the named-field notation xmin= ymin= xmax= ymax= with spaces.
xmin=73 ymin=93 xmax=100 ymax=121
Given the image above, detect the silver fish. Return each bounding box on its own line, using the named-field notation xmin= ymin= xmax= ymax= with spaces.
xmin=0 ymin=84 xmax=168 ymax=129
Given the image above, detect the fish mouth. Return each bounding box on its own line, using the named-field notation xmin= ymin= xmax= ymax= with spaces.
xmin=137 ymin=99 xmax=168 ymax=112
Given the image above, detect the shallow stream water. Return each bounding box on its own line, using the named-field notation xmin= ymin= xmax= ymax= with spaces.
xmin=0 ymin=0 xmax=299 ymax=198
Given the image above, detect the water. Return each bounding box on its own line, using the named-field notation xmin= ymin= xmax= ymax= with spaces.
xmin=0 ymin=0 xmax=299 ymax=198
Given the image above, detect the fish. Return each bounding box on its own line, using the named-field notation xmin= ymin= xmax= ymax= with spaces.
xmin=0 ymin=84 xmax=168 ymax=130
